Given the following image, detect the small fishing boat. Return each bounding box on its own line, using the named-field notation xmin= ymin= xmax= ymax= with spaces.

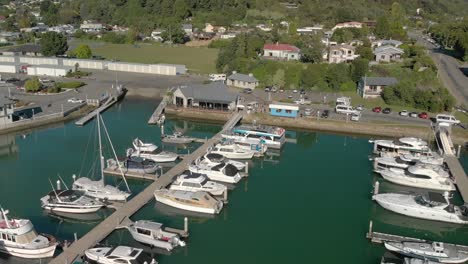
xmin=154 ymin=189 xmax=223 ymax=214
xmin=107 ymin=156 xmax=159 ymax=174
xmin=169 ymin=171 xmax=227 ymax=196
xmin=126 ymin=220 xmax=186 ymax=251
xmin=210 ymin=142 xmax=255 ymax=159
xmin=0 ymin=207 xmax=57 ymax=259
xmin=381 ymin=251 xmax=441 ymax=264
xmin=199 ymin=152 xmax=246 ymax=170
xmin=161 ymin=132 xmax=195 ymax=144
xmin=133 ymin=138 xmax=157 ymax=152
xmin=40 ymin=189 xmax=104 ymax=214
xmin=129 ymin=147 xmax=178 ymax=163
xmin=85 ymin=246 xmax=156 ymax=264
xmin=384 ymin=241 xmax=468 ymax=263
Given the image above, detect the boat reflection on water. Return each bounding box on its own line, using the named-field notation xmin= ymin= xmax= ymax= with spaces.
xmin=0 ymin=253 xmax=52 ymax=264
xmin=0 ymin=134 xmax=18 ymax=158
xmin=102 ymin=230 xmax=174 ymax=256
xmin=44 ymin=210 xmax=107 ymax=224
xmin=154 ymin=202 xmax=216 ymax=221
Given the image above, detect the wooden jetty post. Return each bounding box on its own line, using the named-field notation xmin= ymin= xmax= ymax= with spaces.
xmin=373 ymin=181 xmax=379 ymax=196
xmin=184 ymin=217 xmax=188 ymax=234
xmin=244 ymin=162 xmax=249 ymax=174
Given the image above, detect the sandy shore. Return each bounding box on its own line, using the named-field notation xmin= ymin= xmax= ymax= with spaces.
xmin=165 ymin=108 xmax=468 ymax=144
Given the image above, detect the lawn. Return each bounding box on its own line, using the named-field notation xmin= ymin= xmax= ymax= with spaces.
xmin=340 ymin=91 xmax=424 ymax=113
xmin=71 ymin=40 xmax=219 ymax=74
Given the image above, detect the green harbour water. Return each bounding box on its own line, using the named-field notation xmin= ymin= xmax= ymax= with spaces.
xmin=1 ymin=98 xmax=467 ymax=264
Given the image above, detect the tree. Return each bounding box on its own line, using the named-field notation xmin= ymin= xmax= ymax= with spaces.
xmin=25 ymin=78 xmax=42 ymax=92
xmin=161 ymin=25 xmax=185 ymax=44
xmin=356 ymin=46 xmax=373 ymax=60
xmin=325 ymin=64 xmax=351 ymax=91
xmin=300 ymin=35 xmax=325 ymax=63
xmin=375 ymin=16 xmax=390 ymax=39
xmin=351 ymin=58 xmax=369 ymax=82
xmin=271 ymin=69 xmax=285 ymax=89
xmin=40 ymin=32 xmax=68 ymax=56
xmin=74 ymin=44 xmax=92 ymax=59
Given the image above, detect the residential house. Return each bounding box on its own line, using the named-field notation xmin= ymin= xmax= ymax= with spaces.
xmin=328 ymin=44 xmax=358 ymax=63
xmin=358 ymin=77 xmax=398 ymax=98
xmin=332 ymin=21 xmax=362 ymax=31
xmin=226 ymin=72 xmax=259 ymax=89
xmin=362 ymin=20 xmax=377 ymax=28
xmin=80 ymin=21 xmax=103 ymax=33
xmin=296 ymin=25 xmax=323 ymax=35
xmin=372 ymin=39 xmax=403 ymax=48
xmin=3 ymin=44 xmax=42 ymax=56
xmin=263 ymin=43 xmax=301 ymax=61
xmin=373 ymin=45 xmax=404 ymax=63
xmin=172 ymin=82 xmax=238 ymax=111
xmin=151 ymin=29 xmax=164 ymax=41
xmin=193 ymin=32 xmax=215 ymax=40
xmin=220 ymin=32 xmax=237 ymax=39
xmin=204 ymin=23 xmax=214 ymax=33
xmin=0 ymin=97 xmax=15 ymax=127
xmin=182 ymin=24 xmax=193 ymax=35
xmin=256 ymin=24 xmax=272 ymax=32
xmin=269 ymin=103 xmax=299 ymax=118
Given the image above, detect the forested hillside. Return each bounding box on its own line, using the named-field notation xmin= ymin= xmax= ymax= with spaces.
xmin=44 ymin=0 xmax=467 ymax=33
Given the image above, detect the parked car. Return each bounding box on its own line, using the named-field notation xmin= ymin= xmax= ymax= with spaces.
xmin=300 ymin=89 xmax=305 ymax=95
xmin=435 ymin=114 xmax=460 ymax=125
xmin=409 ymin=112 xmax=418 ymax=118
xmin=279 ymin=89 xmax=284 ymax=93
xmin=243 ymin=88 xmax=253 ymax=94
xmin=271 ymin=87 xmax=277 ymax=93
xmin=418 ymin=112 xmax=429 ymax=119
xmin=382 ymin=108 xmax=392 ymax=114
xmin=68 ymin=98 xmax=84 ymax=104
xmin=372 ymin=107 xmax=382 ymax=113
xmin=304 ymin=108 xmax=312 ymax=116
xmin=321 ymin=110 xmax=329 ymax=118
xmin=264 ymin=86 xmax=271 ymax=92
xmin=6 ymin=77 xmax=20 ymax=83
xmin=292 ymin=89 xmax=298 ymax=93
xmin=356 ymin=105 xmax=364 ymax=111
xmin=399 ymin=110 xmax=409 ymax=116
xmin=351 ymin=112 xmax=361 ymax=121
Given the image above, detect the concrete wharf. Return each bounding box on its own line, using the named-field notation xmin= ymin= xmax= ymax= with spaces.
xmin=432 ymin=124 xmax=468 ymax=203
xmin=148 ymin=88 xmax=174 ymax=125
xmin=49 ymin=112 xmax=243 ymax=264
xmin=75 ymin=96 xmax=117 ymax=126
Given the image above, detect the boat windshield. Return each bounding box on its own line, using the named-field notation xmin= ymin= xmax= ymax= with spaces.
xmin=131 ymin=252 xmax=154 ymax=264
xmin=415 ymin=195 xmax=435 ymax=207
xmin=200 ymin=178 xmax=209 ymax=186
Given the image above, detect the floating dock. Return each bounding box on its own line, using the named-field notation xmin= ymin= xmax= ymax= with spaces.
xmin=148 ymin=88 xmax=174 ymax=125
xmin=103 ymin=167 xmax=159 ymax=181
xmin=49 ymin=112 xmax=243 ymax=264
xmin=75 ymin=96 xmax=117 ymax=126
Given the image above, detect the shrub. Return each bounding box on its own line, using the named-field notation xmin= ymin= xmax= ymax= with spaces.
xmin=25 ymin=78 xmax=41 ymax=92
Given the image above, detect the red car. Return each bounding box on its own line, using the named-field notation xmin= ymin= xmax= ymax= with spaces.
xmin=418 ymin=112 xmax=429 ymax=119
xmin=372 ymin=107 xmax=382 ymax=113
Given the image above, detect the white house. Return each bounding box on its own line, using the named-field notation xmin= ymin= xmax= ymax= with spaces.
xmin=373 ymin=45 xmax=404 ymax=63
xmin=263 ymin=43 xmax=301 ymax=61
xmin=328 ymin=44 xmax=359 ymax=63
xmin=80 ymin=21 xmax=103 ymax=33
xmin=332 ymin=21 xmax=362 ymax=31
xmin=296 ymin=25 xmax=323 ymax=35
xmin=0 ymin=97 xmax=15 ymax=126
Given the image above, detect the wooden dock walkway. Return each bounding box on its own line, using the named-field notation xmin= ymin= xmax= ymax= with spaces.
xmin=148 ymin=88 xmax=174 ymax=125
xmin=75 ymin=96 xmax=117 ymax=126
xmin=103 ymin=167 xmax=159 ymax=181
xmin=49 ymin=112 xmax=243 ymax=264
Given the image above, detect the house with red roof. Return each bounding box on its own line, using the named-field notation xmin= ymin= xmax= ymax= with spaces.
xmin=263 ymin=43 xmax=301 ymax=61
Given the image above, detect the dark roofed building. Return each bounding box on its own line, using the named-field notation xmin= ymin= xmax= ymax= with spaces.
xmin=172 ymin=82 xmax=238 ymax=111
xmin=4 ymin=44 xmax=42 ymax=56
xmin=358 ymin=76 xmax=398 ymax=98
xmin=226 ymin=71 xmax=259 ymax=89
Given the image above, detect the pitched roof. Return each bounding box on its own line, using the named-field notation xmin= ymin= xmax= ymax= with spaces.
xmin=264 ymin=43 xmax=300 ymax=52
xmin=374 ymin=45 xmax=404 ymax=55
xmin=381 ymin=39 xmax=402 ymax=47
xmin=177 ymin=83 xmax=238 ymax=103
xmin=227 ymin=73 xmax=258 ymax=83
xmin=362 ymin=77 xmax=398 ymax=86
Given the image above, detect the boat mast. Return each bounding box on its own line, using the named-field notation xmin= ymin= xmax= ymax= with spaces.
xmin=99 ymin=115 xmax=131 ymax=193
xmin=0 ymin=207 xmax=10 ymax=228
xmin=97 ymin=112 xmax=105 ymax=186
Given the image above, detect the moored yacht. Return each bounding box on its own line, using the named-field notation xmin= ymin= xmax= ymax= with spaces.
xmin=0 ymin=208 xmax=57 ymax=259
xmin=400 ymin=151 xmax=444 ymax=166
xmin=40 ymin=188 xmax=104 ymax=214
xmin=210 ymin=142 xmax=254 ymax=159
xmin=154 ymin=189 xmax=223 ymax=214
xmin=373 ymin=192 xmax=468 ymax=224
xmin=371 ymin=137 xmax=430 ymax=155
xmin=126 ymin=220 xmax=186 ymax=251
xmin=199 ymin=152 xmax=246 ymax=170
xmin=107 ymin=156 xmax=159 ymax=174
xmin=222 ymin=125 xmax=286 ymax=149
xmin=380 ymin=251 xmax=441 ymax=264
xmin=374 ymin=155 xmax=414 ymax=172
xmin=378 ymin=164 xmax=454 ymax=191
xmin=85 ymin=246 xmax=156 ymax=264
xmin=223 ymin=137 xmax=268 ymax=157
xmin=189 ymin=160 xmax=242 ymax=184
xmin=384 ymin=241 xmax=468 ymax=263
xmin=161 ymin=132 xmax=195 ymax=144
xmin=169 ymin=171 xmax=227 ymax=196
xmin=133 ymin=138 xmax=157 ymax=152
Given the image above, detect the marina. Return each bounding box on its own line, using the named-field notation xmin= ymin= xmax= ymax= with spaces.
xmin=0 ymin=97 xmax=467 ymax=264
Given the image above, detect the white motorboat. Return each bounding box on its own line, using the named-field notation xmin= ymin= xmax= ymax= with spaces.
xmin=384 ymin=241 xmax=468 ymax=263
xmin=107 ymin=156 xmax=160 ymax=174
xmin=210 ymin=142 xmax=255 ymax=159
xmin=189 ymin=160 xmax=242 ymax=184
xmin=0 ymin=207 xmax=57 ymax=259
xmin=373 ymin=192 xmax=468 ymax=224
xmin=371 ymin=137 xmax=430 ymax=155
xmin=161 ymin=132 xmax=195 ymax=144
xmin=72 ymin=113 xmax=131 ymax=202
xmin=199 ymin=152 xmax=246 ymax=170
xmin=222 ymin=125 xmax=286 ymax=149
xmin=223 ymin=137 xmax=268 ymax=157
xmin=374 ymin=155 xmax=413 ymax=172
xmin=85 ymin=246 xmax=156 ymax=264
xmin=133 ymin=138 xmax=157 ymax=152
xmin=154 ymin=189 xmax=223 ymax=214
xmin=381 ymin=251 xmax=441 ymax=264
xmin=400 ymin=151 xmax=444 ymax=166
xmin=129 ymin=144 xmax=178 ymax=163
xmin=40 ymin=188 xmax=104 ymax=214
xmin=126 ymin=220 xmax=186 ymax=251
xmin=378 ymin=165 xmax=455 ymax=191
xmin=169 ymin=171 xmax=227 ymax=196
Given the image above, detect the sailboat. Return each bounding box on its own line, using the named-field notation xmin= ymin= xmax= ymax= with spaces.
xmin=72 ymin=113 xmax=131 ymax=202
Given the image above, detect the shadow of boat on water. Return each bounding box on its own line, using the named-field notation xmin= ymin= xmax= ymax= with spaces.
xmin=153 ymin=202 xmax=215 ymax=222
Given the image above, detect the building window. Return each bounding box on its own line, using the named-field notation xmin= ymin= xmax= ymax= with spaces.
xmin=381 ymin=55 xmax=385 ymax=59
xmin=275 ymin=109 xmax=281 ymax=113
xmin=369 ymin=85 xmax=378 ymax=91
xmin=285 ymin=110 xmax=292 ymax=114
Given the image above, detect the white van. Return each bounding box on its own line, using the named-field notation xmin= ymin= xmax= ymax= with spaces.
xmin=435 ymin=114 xmax=460 ymax=125
xmin=336 ymin=97 xmax=351 ymax=106
xmin=335 ymin=105 xmax=358 ymax=115
xmin=209 ymin=74 xmax=227 ymax=82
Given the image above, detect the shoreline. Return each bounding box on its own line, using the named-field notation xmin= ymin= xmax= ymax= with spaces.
xmin=165 ymin=108 xmax=468 ymax=144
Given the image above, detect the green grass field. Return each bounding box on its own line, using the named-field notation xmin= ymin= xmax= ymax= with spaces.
xmin=71 ymin=41 xmax=219 ymax=74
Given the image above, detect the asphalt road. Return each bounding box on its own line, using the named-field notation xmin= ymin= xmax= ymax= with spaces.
xmin=409 ymin=31 xmax=468 ymax=106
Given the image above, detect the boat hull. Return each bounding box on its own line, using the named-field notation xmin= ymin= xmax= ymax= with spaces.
xmin=0 ymin=244 xmax=56 ymax=259
xmin=136 ymin=153 xmax=178 ymax=163
xmin=380 ymin=172 xmax=455 ymax=191
xmin=154 ymin=193 xmax=221 ymax=214
xmin=42 ymin=205 xmax=102 ymax=214
xmin=169 ymin=184 xmax=226 ymax=196
xmin=384 ymin=243 xmax=468 ymax=264
xmin=211 ymin=151 xmax=254 ymax=160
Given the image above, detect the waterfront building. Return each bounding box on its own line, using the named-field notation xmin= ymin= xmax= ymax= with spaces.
xmin=226 ymin=72 xmax=259 ymax=89
xmin=358 ymin=76 xmax=398 ymax=98
xmin=172 ymin=82 xmax=238 ymax=111
xmin=269 ymin=103 xmax=299 ymax=118
xmin=0 ymin=97 xmax=14 ymax=127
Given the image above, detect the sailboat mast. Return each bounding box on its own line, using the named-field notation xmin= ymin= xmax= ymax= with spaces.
xmin=99 ymin=115 xmax=131 ymax=193
xmin=97 ymin=112 xmax=105 ymax=185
